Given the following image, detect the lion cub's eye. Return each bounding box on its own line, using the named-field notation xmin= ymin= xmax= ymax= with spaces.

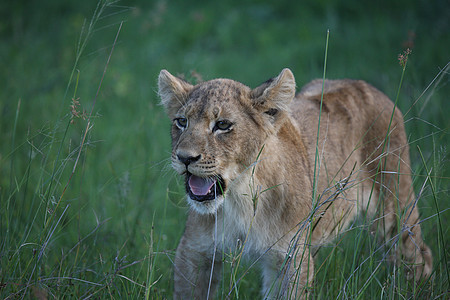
xmin=213 ymin=120 xmax=233 ymax=132
xmin=174 ymin=117 xmax=188 ymax=129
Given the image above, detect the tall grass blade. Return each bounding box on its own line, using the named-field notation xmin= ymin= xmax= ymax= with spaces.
xmin=417 ymin=146 xmax=449 ymax=284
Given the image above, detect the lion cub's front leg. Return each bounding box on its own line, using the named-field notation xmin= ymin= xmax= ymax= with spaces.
xmin=174 ymin=215 xmax=221 ymax=299
xmin=261 ymin=243 xmax=314 ymax=299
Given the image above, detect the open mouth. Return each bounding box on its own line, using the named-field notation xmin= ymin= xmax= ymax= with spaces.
xmin=185 ymin=173 xmax=226 ymax=202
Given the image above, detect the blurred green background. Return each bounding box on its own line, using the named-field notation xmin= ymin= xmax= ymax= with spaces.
xmin=1 ymin=0 xmax=448 ymax=298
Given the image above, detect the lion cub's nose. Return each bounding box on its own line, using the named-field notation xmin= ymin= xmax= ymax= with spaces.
xmin=177 ymin=152 xmax=201 ymax=166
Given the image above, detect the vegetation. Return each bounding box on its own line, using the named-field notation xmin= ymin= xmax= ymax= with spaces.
xmin=0 ymin=0 xmax=448 ymax=298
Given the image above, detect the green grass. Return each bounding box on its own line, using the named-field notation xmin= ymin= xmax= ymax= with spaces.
xmin=1 ymin=0 xmax=448 ymax=298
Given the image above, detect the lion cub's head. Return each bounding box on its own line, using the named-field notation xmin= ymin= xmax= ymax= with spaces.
xmin=158 ymin=69 xmax=296 ymax=214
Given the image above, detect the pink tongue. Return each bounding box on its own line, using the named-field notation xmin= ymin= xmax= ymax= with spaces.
xmin=189 ymin=175 xmax=217 ymax=196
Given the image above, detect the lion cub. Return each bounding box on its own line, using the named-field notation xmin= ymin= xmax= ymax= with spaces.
xmin=158 ymin=68 xmax=432 ymax=299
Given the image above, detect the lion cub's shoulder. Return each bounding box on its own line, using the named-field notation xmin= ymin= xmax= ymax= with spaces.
xmin=298 ymin=79 xmax=366 ymax=98
xmin=296 ymin=78 xmax=393 ymax=112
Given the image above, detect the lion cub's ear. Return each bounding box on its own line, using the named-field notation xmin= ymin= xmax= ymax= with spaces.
xmin=251 ymin=68 xmax=296 ymax=122
xmin=158 ymin=70 xmax=193 ymax=118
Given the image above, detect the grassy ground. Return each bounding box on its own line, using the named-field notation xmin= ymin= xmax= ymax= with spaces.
xmin=0 ymin=0 xmax=448 ymax=298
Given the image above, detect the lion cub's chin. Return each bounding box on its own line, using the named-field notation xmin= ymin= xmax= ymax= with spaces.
xmin=187 ymin=195 xmax=224 ymax=215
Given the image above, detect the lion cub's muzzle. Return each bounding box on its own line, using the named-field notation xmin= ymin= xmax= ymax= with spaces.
xmin=176 ymin=152 xmax=226 ymax=202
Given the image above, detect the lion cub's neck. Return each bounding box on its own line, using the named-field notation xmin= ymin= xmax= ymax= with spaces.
xmin=218 ymin=119 xmax=312 ymax=250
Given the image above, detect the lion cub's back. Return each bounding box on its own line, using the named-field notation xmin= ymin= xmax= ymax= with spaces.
xmin=291 ymin=78 xmax=397 ymax=139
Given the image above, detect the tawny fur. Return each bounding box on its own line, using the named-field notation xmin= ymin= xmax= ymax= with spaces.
xmin=158 ymin=68 xmax=432 ymax=299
